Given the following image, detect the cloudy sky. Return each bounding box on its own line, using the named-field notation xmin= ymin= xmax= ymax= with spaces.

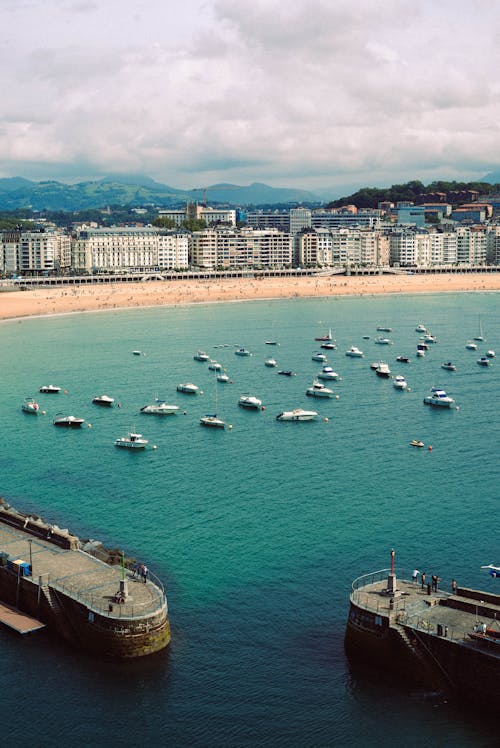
xmin=1 ymin=0 xmax=499 ymax=195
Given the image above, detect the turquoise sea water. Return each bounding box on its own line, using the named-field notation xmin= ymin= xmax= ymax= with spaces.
xmin=0 ymin=291 xmax=499 ymax=747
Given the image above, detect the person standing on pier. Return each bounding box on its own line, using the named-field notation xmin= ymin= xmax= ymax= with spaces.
xmin=412 ymin=569 xmax=420 ymax=583
xmin=421 ymin=571 xmax=426 ymax=590
xmin=142 ymin=565 xmax=149 ymax=583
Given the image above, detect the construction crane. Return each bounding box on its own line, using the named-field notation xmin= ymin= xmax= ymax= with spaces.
xmin=191 ymin=185 xmax=242 ymax=206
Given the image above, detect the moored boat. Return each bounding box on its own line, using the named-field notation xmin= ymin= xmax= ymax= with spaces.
xmin=21 ymin=397 xmax=40 ymax=414
xmin=345 ymin=346 xmax=364 ymax=358
xmin=39 ymin=384 xmax=61 ymax=393
xmin=92 ymin=395 xmax=115 ymax=407
xmin=393 ymin=375 xmax=408 ymax=390
xmin=486 ymin=350 xmax=496 ymax=358
xmin=238 ymin=395 xmax=263 ymax=409
xmin=317 ymin=366 xmax=339 ymax=380
xmin=441 ymin=362 xmax=457 ymax=372
xmin=410 ymin=439 xmax=425 ymax=447
xmin=208 ymin=360 xmax=222 ymax=371
xmin=396 ymin=356 xmax=410 ymax=363
xmin=276 ymin=409 xmax=318 ymax=422
xmin=177 ymin=383 xmax=199 ymax=394
xmin=423 ymin=388 xmax=455 ymax=408
xmin=375 ymin=362 xmax=391 ymax=378
xmin=465 ymin=340 xmax=478 ymax=350
xmin=193 ymin=350 xmax=210 ymax=362
xmin=477 ymin=356 xmax=490 ymax=367
xmin=376 ymin=326 xmax=392 ymax=332
xmin=235 ymin=348 xmax=251 ymax=356
xmin=265 ymin=358 xmax=277 ymax=367
xmin=315 ymin=328 xmax=332 ymax=341
xmin=311 ymin=352 xmax=327 ymax=362
xmin=53 ymin=414 xmax=85 ymax=428
xmin=306 ymin=381 xmax=333 ymax=398
xmin=375 ymin=337 xmax=393 ymax=345
xmin=200 ymin=414 xmax=225 ymax=428
xmin=115 ymin=432 xmax=148 ymax=448
xmin=140 ymin=400 xmax=179 ymax=415
xmin=278 ymin=370 xmax=295 ymax=376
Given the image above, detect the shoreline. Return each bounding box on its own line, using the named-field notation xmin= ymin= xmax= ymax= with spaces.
xmin=1 ymin=272 xmax=499 ymax=322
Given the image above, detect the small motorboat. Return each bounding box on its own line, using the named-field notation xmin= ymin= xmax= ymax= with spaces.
xmin=235 ymin=348 xmax=251 ymax=356
xmin=376 ymin=326 xmax=393 ymax=333
xmin=132 ymin=350 xmax=142 ymax=356
xmin=311 ymin=352 xmax=327 ymax=362
xmin=410 ymin=440 xmax=425 ymax=448
xmin=140 ymin=400 xmax=179 ymax=415
xmin=417 ymin=341 xmax=429 ymax=351
xmin=375 ymin=337 xmax=392 ymax=345
xmin=415 ymin=324 xmax=427 ymax=333
xmin=465 ymin=341 xmax=478 ymax=350
xmin=441 ymin=362 xmax=457 ymax=372
xmin=177 ymin=383 xmax=199 ymax=394
xmin=208 ymin=361 xmax=222 ymax=371
xmin=393 ymin=375 xmax=408 ymax=390
xmin=424 ymin=333 xmax=437 ymax=344
xmin=317 ymin=366 xmax=339 ymax=380
xmin=345 ymin=346 xmax=363 ymax=358
xmin=22 ymin=397 xmax=40 ymax=414
xmin=39 ymin=384 xmax=61 ymax=393
xmin=416 ymin=349 xmax=425 ymax=358
xmin=423 ymin=388 xmax=455 ymax=408
xmin=200 ymin=414 xmax=225 ymax=428
xmin=265 ymin=358 xmax=277 ymax=368
xmin=375 ymin=362 xmax=391 ymax=378
xmin=92 ymin=395 xmax=115 ymax=407
xmin=238 ymin=395 xmax=263 ymax=409
xmin=115 ymin=432 xmax=148 ymax=448
xmin=320 ymin=342 xmax=336 ymax=350
xmin=396 ymin=356 xmax=410 ymax=363
xmin=53 ymin=414 xmax=85 ymax=428
xmin=477 ymin=356 xmax=490 ymax=367
xmin=193 ymin=350 xmax=210 ymax=362
xmin=306 ymin=381 xmax=333 ymax=398
xmin=276 ymin=409 xmax=318 ymax=422
xmin=217 ymin=372 xmax=229 ymax=383
xmin=265 ymin=341 xmax=278 ymax=346
xmin=278 ymin=370 xmax=295 ymax=376
xmin=370 ymin=361 xmax=383 ymax=370
xmin=486 ymin=350 xmax=496 ymax=358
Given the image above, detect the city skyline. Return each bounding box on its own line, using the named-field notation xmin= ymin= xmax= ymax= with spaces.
xmin=1 ymin=0 xmax=499 ymax=195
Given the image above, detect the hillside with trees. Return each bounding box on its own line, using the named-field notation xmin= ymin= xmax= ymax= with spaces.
xmin=326 ymin=180 xmax=500 ymax=209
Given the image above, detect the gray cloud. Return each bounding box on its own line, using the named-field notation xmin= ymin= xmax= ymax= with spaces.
xmin=0 ymin=0 xmax=499 ymax=191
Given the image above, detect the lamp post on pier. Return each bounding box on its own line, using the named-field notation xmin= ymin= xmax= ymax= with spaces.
xmin=28 ymin=539 xmax=33 ymax=575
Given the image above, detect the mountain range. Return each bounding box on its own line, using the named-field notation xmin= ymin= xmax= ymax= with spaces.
xmin=0 ymin=175 xmax=322 ymax=211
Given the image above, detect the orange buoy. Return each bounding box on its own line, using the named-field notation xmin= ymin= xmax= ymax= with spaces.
xmin=428 ymin=445 xmax=433 ymax=451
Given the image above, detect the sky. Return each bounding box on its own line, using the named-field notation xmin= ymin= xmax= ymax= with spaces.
xmin=1 ymin=0 xmax=500 ymax=197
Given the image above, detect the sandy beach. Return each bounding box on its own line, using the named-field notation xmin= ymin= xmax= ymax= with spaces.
xmin=0 ymin=273 xmax=499 ymax=321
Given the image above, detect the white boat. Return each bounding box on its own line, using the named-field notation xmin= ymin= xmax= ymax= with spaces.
xmin=53 ymin=414 xmax=85 ymax=428
xmin=276 ymin=409 xmax=318 ymax=422
xmin=235 ymin=348 xmax=251 ymax=356
xmin=376 ymin=326 xmax=392 ymax=333
xmin=345 ymin=346 xmax=364 ymax=358
xmin=375 ymin=362 xmax=391 ymax=378
xmin=92 ymin=395 xmax=115 ymax=407
xmin=238 ymin=395 xmax=263 ymax=409
xmin=417 ymin=341 xmax=429 ymax=351
xmin=265 ymin=358 xmax=277 ymax=368
xmin=465 ymin=340 xmax=478 ymax=350
xmin=424 ymin=333 xmax=437 ymax=344
xmin=217 ymin=372 xmax=229 ymax=383
xmin=311 ymin=352 xmax=327 ymax=362
xmin=441 ymin=362 xmax=456 ymax=372
xmin=177 ymin=383 xmax=199 ymax=394
xmin=415 ymin=324 xmax=427 ymax=333
xmin=208 ymin=361 xmax=222 ymax=371
xmin=317 ymin=366 xmax=339 ymax=380
xmin=393 ymin=375 xmax=408 ymax=390
xmin=320 ymin=342 xmax=336 ymax=350
xmin=375 ymin=337 xmax=392 ymax=345
xmin=416 ymin=350 xmax=425 ymax=358
xmin=265 ymin=341 xmax=278 ymax=346
xmin=39 ymin=384 xmax=61 ymax=393
xmin=200 ymin=414 xmax=225 ymax=428
xmin=22 ymin=397 xmax=40 ymax=414
xmin=396 ymin=356 xmax=411 ymax=363
xmin=370 ymin=361 xmax=383 ymax=370
xmin=115 ymin=432 xmax=148 ymax=448
xmin=132 ymin=350 xmax=142 ymax=356
xmin=486 ymin=350 xmax=496 ymax=358
xmin=140 ymin=400 xmax=179 ymax=415
xmin=474 ymin=317 xmax=485 ymax=342
xmin=423 ymin=389 xmax=455 ymax=408
xmin=193 ymin=350 xmax=210 ymax=362
xmin=306 ymin=381 xmax=333 ymax=398
xmin=477 ymin=356 xmax=490 ymax=367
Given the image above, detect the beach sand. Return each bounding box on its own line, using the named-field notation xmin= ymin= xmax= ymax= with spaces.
xmin=0 ymin=273 xmax=499 ymax=321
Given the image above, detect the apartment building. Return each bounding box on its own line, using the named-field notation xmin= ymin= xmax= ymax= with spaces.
xmin=190 ymin=228 xmax=292 ymax=269
xmin=158 ymin=204 xmax=236 ymax=227
xmin=1 ymin=230 xmax=71 ymax=274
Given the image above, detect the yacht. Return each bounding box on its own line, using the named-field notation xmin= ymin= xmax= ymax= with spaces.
xmin=424 ymin=333 xmax=437 ymax=344
xmin=423 ymin=388 xmax=455 ymax=408
xmin=306 ymin=381 xmax=333 ymax=398
xmin=416 ymin=349 xmax=425 ymax=358
xmin=39 ymin=384 xmax=61 ymax=393
xmin=345 ymin=346 xmax=364 ymax=358
xmin=115 ymin=432 xmax=148 ymax=449
xmin=200 ymin=414 xmax=225 ymax=428
xmin=320 ymin=342 xmax=336 ymax=350
xmin=53 ymin=414 xmax=85 ymax=428
xmin=217 ymin=372 xmax=230 ymax=383
xmin=441 ymin=362 xmax=457 ymax=372
xmin=140 ymin=400 xmax=179 ymax=415
xmin=393 ymin=375 xmax=408 ymax=390
xmin=317 ymin=366 xmax=339 ymax=380
xmin=92 ymin=395 xmax=115 ymax=407
xmin=311 ymin=352 xmax=327 ymax=362
xmin=375 ymin=337 xmax=392 ymax=345
xmin=177 ymin=383 xmax=199 ymax=394
xmin=238 ymin=395 xmax=263 ymax=409
xmin=235 ymin=348 xmax=251 ymax=356
xmin=208 ymin=361 xmax=222 ymax=371
xmin=21 ymin=397 xmax=40 ymax=414
xmin=193 ymin=350 xmax=210 ymax=362
xmin=465 ymin=341 xmax=478 ymax=350
xmin=276 ymin=409 xmax=318 ymax=422
xmin=375 ymin=362 xmax=391 ymax=378
xmin=265 ymin=358 xmax=277 ymax=368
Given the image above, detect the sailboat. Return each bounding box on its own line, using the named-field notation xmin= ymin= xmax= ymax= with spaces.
xmin=315 ymin=327 xmax=332 ymax=342
xmin=474 ymin=316 xmax=485 ymax=342
xmin=200 ymin=371 xmax=225 ymax=428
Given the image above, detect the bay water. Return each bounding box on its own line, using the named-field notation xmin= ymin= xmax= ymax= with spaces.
xmin=0 ymin=291 xmax=499 ymax=747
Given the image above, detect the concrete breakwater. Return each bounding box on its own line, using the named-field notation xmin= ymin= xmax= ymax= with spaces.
xmin=0 ymin=499 xmax=170 ymax=658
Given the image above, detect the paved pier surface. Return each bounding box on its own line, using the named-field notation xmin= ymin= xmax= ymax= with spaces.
xmin=0 ymin=521 xmax=165 ymax=620
xmin=352 ymin=577 xmax=500 ymax=646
